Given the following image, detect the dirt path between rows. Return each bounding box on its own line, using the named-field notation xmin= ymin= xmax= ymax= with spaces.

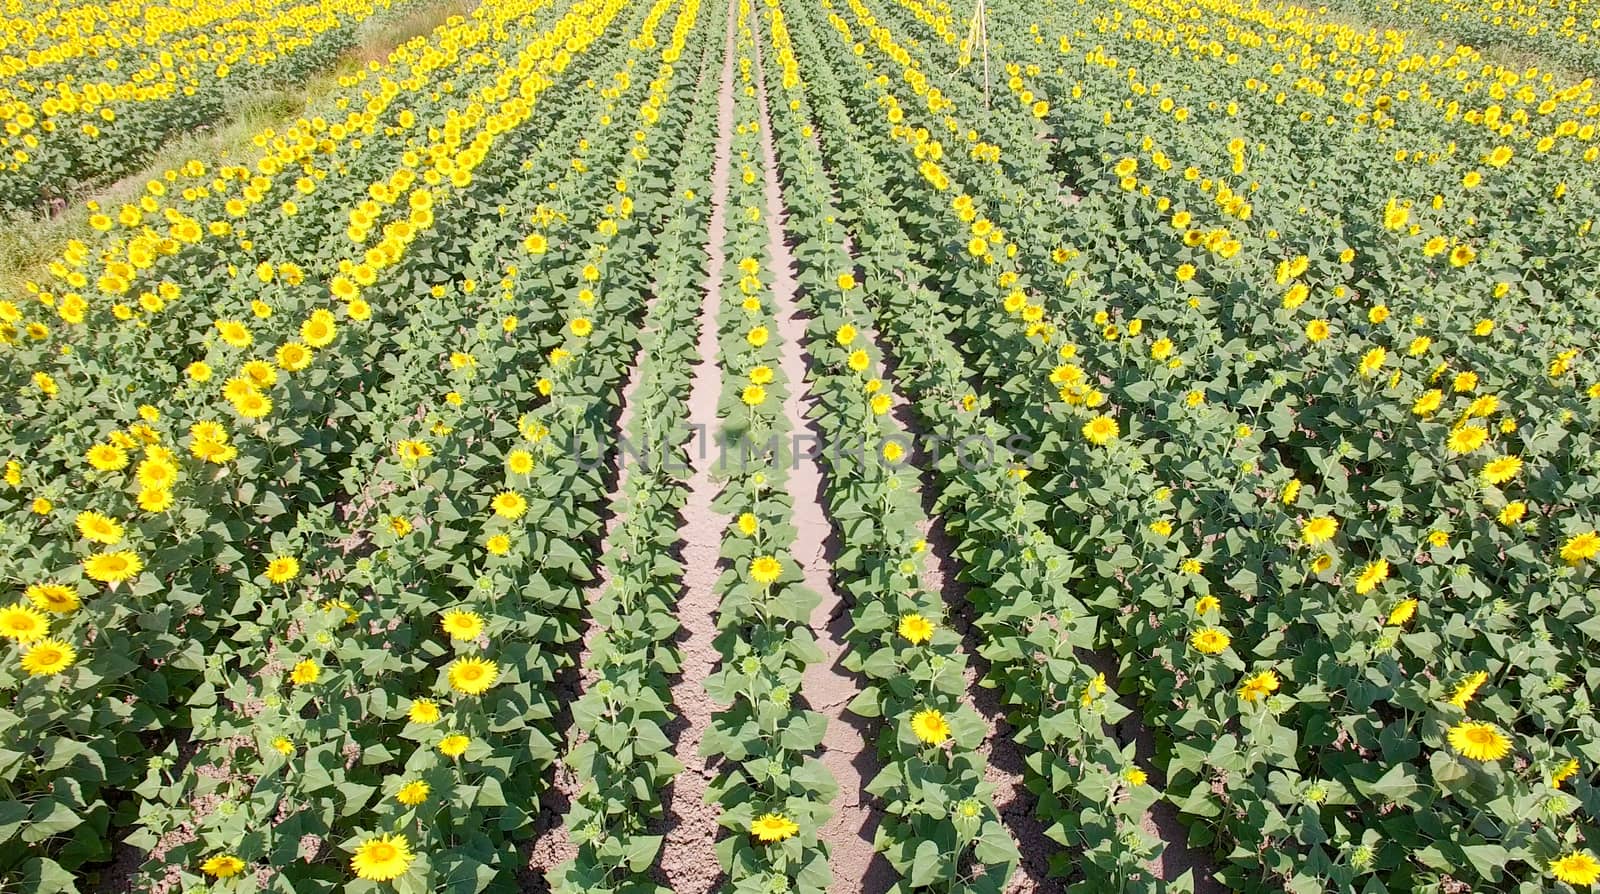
xmin=653 ymin=0 xmax=738 ymax=888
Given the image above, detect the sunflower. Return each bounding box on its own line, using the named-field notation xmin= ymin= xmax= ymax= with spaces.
xmin=736 ymin=513 xmax=759 ymax=537
xmin=742 ymin=384 xmax=766 ymax=406
xmin=20 ymin=640 xmax=75 ymax=676
xmin=265 ymin=556 xmax=300 ymax=584
xmin=1081 ymin=414 xmax=1119 ymax=446
xmin=1190 ymin=627 xmax=1231 ymax=654
xmin=1301 ymin=516 xmax=1338 ymax=546
xmin=1122 ymin=767 xmax=1148 ymax=786
xmin=301 ymin=310 xmax=337 ymax=347
xmin=395 ymin=780 xmax=430 ymax=806
xmin=392 ymin=441 xmax=431 ymax=466
xmin=1449 ymin=671 xmax=1489 ymax=708
xmin=290 ymin=660 xmax=320 ymax=685
xmin=25 ymin=583 xmax=79 ymax=614
xmin=1386 ymin=599 xmax=1418 ymax=626
xmin=277 ymin=342 xmax=312 ymax=372
xmin=232 ymin=391 xmax=272 ymax=419
xmin=0 ymin=604 xmax=49 ymax=642
xmin=750 ymin=555 xmax=783 ymax=585
xmin=75 ymin=511 xmax=124 ymax=545
xmin=1079 ymin=672 xmax=1108 ymax=706
xmin=224 ymin=378 xmax=259 ymax=404
xmin=747 ymin=326 xmax=769 ymax=347
xmin=1495 ymin=501 xmax=1526 ymax=526
xmin=440 ymin=609 xmax=484 ymax=640
xmin=86 ymin=443 xmax=128 ymax=471
xmin=138 ymin=488 xmax=174 ymax=512
xmin=1482 ymin=455 xmax=1522 ymax=484
xmin=910 ymin=708 xmax=950 ymax=745
xmin=1549 ymin=758 xmax=1580 ymax=788
xmin=506 ymin=450 xmax=533 ymax=475
xmin=1281 ymin=478 xmax=1302 ymax=504
xmin=1447 ymin=424 xmax=1488 ymax=454
xmin=1550 ymin=852 xmax=1600 ymax=886
xmin=1467 ymin=395 xmax=1500 ymax=418
xmin=409 ymin=699 xmax=441 ymax=724
xmin=438 ymin=733 xmax=471 ymax=757
xmin=898 ymin=613 xmax=934 ymax=644
xmin=570 ymin=317 xmax=593 ymax=337
xmin=1353 ymin=559 xmax=1390 ymax=594
xmin=136 ymin=456 xmax=178 ymax=490
xmin=1239 ymin=670 xmax=1280 ymax=703
xmin=1194 ymin=595 xmax=1221 ymax=615
xmin=1448 ymin=720 xmax=1511 ymax=762
xmin=1560 ymin=531 xmax=1599 ymax=565
xmin=749 ymin=813 xmax=799 ymax=843
xmin=491 ymin=491 xmax=527 ymax=519
xmin=448 ymin=657 xmax=499 ymax=696
xmin=214 ymin=320 xmax=252 ymax=348
xmin=201 ymin=855 xmax=246 ymax=878
xmin=351 ymin=833 xmax=414 ymax=882
xmin=241 ymin=360 xmax=277 ymax=388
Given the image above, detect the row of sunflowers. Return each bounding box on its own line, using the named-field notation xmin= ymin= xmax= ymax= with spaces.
xmin=696 ymin=8 xmax=839 ymax=887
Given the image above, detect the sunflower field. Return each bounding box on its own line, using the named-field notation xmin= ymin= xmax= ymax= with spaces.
xmin=0 ymin=0 xmax=432 ymax=216
xmin=0 ymin=0 xmax=1597 ymax=887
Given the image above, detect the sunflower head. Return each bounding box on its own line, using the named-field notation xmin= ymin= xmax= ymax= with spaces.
xmin=897 ymin=613 xmax=934 ymax=645
xmin=749 ymin=813 xmax=799 ymax=843
xmin=910 ymin=708 xmax=951 ymax=745
xmin=20 ymin=639 xmax=76 ymax=676
xmin=0 ymin=604 xmax=49 ymax=642
xmin=749 ymin=555 xmax=783 ymax=585
xmin=351 ymin=833 xmax=414 ymax=882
